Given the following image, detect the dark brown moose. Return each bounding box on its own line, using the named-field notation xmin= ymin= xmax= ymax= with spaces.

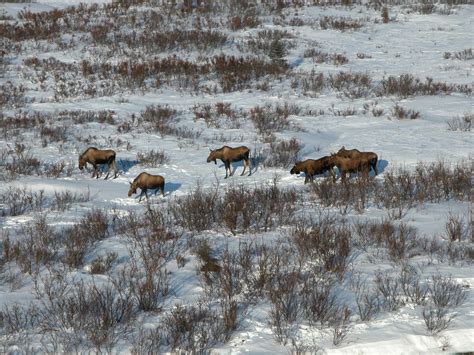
xmin=128 ymin=172 xmax=165 ymax=202
xmin=290 ymin=157 xmax=335 ymax=184
xmin=329 ymin=154 xmax=370 ymax=183
xmin=207 ymin=146 xmax=251 ymax=179
xmin=337 ymin=146 xmax=378 ymax=175
xmin=78 ymin=147 xmax=119 ymax=179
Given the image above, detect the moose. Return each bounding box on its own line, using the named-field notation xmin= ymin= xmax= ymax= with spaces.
xmin=128 ymin=172 xmax=165 ymax=202
xmin=290 ymin=157 xmax=335 ymax=184
xmin=329 ymin=154 xmax=370 ymax=183
xmin=336 ymin=146 xmax=378 ymax=175
xmin=207 ymin=145 xmax=251 ymax=179
xmin=78 ymin=147 xmax=119 ymax=179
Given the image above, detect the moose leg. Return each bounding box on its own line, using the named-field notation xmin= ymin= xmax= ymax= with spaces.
xmin=240 ymin=159 xmax=247 ymax=176
xmin=160 ymin=186 xmax=165 ymax=197
xmin=224 ymin=161 xmax=230 ymax=178
xmin=92 ymin=164 xmax=98 ymax=178
xmin=139 ymin=188 xmax=148 ymax=202
xmin=104 ymin=164 xmax=111 ymax=180
xmin=241 ymin=159 xmax=252 ymax=176
xmin=113 ymin=161 xmax=119 ymax=178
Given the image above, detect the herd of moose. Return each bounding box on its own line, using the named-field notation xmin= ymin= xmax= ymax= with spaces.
xmin=78 ymin=145 xmax=379 ymax=201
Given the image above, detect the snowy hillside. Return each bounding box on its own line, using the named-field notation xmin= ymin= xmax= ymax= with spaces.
xmin=0 ymin=0 xmax=472 ymax=353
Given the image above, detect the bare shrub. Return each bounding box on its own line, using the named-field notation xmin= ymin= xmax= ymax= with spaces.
xmin=164 ymin=303 xmax=224 ymax=353
xmin=130 ymin=327 xmax=163 ymax=355
xmin=90 ymin=252 xmax=117 ymax=274
xmin=357 ymin=52 xmax=372 ymax=59
xmin=304 ymin=49 xmax=348 ymax=65
xmin=399 ymin=264 xmax=428 ymax=305
xmin=246 ymin=243 xmax=284 ymax=300
xmin=299 ymin=69 xmax=325 ymax=96
xmin=447 ymin=112 xmax=472 ymax=131
xmin=66 ymin=110 xmax=115 ymax=124
xmin=319 ymin=16 xmax=365 ymax=31
xmin=0 ymin=143 xmax=41 ymax=180
xmin=139 ymin=105 xmax=178 ymax=136
xmin=391 ymin=104 xmax=420 ymax=120
xmin=363 ymin=101 xmax=384 ymax=117
xmin=331 ymin=305 xmax=351 ymax=346
xmin=301 ymin=275 xmax=339 ymax=326
xmin=219 ymin=185 xmax=252 ymax=236
xmin=39 ymin=124 xmax=68 ymax=146
xmin=374 ymin=271 xmax=403 ymax=311
xmin=229 ymin=14 xmax=260 ymax=30
xmin=0 ymin=81 xmax=28 ymax=108
xmin=269 ymin=269 xmax=301 ymax=325
xmin=0 ymin=217 xmax=58 ymax=275
xmin=354 ymin=282 xmax=380 ymax=321
xmin=170 ymin=182 xmax=218 ymax=232
xmin=124 ymin=206 xmax=178 ymax=259
xmin=429 ymin=275 xmax=467 ymax=309
xmin=443 ymin=48 xmax=473 ymax=61
xmin=194 ymin=239 xmax=221 ymax=277
xmin=379 ymin=74 xmax=471 ymax=97
xmin=414 ymin=160 xmax=471 ymax=202
xmin=376 ymin=168 xmax=416 ymax=219
xmin=412 ymin=2 xmax=436 ymax=14
xmin=212 ymin=54 xmax=284 ymax=92
xmin=0 ymin=303 xmax=39 ymax=346
xmin=38 ymin=280 xmax=134 ymax=352
xmin=292 ymin=216 xmax=351 ymax=278
xmin=329 ymin=105 xmax=357 ymax=117
xmin=422 ymin=306 xmax=454 ymax=334
xmin=89 ymin=23 xmax=108 ymax=43
xmin=193 ymin=102 xmax=241 ymax=129
xmin=126 ymin=264 xmax=169 ymax=313
xmin=246 ymin=29 xmax=292 ymax=56
xmin=63 ymin=209 xmax=109 ymax=268
xmin=223 ymin=179 xmax=298 ymax=234
xmin=0 ymin=187 xmax=45 ymax=217
xmin=262 ymin=137 xmax=302 ymax=168
xmin=136 ymin=149 xmax=169 ymax=167
xmin=310 ymin=177 xmax=353 ymax=213
xmin=52 ymin=189 xmax=90 ymax=211
xmin=249 ymin=103 xmax=297 ymax=138
xmin=386 ymin=223 xmax=419 ymax=262
xmin=328 ymin=71 xmax=372 ymax=98
xmin=444 ymin=213 xmax=467 ymax=242
xmin=42 ymin=161 xmax=74 ymax=178
xmin=220 ymin=298 xmax=238 ymax=341
xmin=358 ymin=219 xmax=418 ymax=261
xmin=247 ymin=178 xmax=298 ymax=232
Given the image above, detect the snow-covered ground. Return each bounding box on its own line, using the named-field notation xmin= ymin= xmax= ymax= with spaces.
xmin=0 ymin=1 xmax=472 ymax=353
